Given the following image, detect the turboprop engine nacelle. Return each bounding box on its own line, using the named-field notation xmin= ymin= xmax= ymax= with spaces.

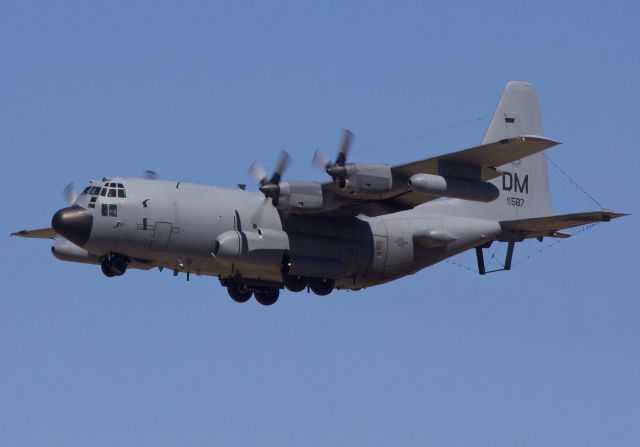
xmin=408 ymin=173 xmax=499 ymax=202
xmin=277 ymin=181 xmax=324 ymax=211
xmin=336 ymin=163 xmax=393 ymax=199
xmin=51 ymin=239 xmax=100 ymax=265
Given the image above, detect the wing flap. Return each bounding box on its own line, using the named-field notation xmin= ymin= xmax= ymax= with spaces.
xmin=11 ymin=228 xmax=58 ymax=239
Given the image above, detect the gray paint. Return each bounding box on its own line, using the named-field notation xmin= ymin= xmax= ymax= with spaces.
xmin=12 ymin=81 xmax=627 ymax=301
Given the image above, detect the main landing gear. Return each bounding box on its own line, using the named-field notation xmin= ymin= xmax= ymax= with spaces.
xmin=254 ymin=289 xmax=279 ymax=306
xmin=223 ymin=279 xmax=281 ymax=306
xmin=222 ymin=274 xmax=336 ymax=306
xmin=283 ymin=274 xmax=335 ymax=296
xmin=227 ymin=282 xmax=253 ymax=303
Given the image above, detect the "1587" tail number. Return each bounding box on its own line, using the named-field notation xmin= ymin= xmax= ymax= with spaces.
xmin=506 ymin=197 xmax=525 ymax=207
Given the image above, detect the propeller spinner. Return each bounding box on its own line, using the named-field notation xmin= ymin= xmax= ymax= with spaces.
xmin=312 ymin=129 xmax=353 ymax=180
xmin=249 ymin=150 xmax=291 ymax=206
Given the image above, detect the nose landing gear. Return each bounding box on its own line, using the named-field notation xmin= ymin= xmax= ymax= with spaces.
xmin=100 ymin=254 xmax=129 ymax=277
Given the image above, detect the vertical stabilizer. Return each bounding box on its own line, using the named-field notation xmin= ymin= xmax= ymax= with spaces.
xmin=442 ymin=81 xmax=552 ymax=221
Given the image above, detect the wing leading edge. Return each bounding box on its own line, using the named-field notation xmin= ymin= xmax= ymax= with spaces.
xmin=392 ymin=135 xmax=559 ymax=181
xmin=11 ymin=228 xmax=58 ymax=239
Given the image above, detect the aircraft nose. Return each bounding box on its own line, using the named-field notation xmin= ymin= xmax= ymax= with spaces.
xmin=51 ymin=206 xmax=93 ymax=246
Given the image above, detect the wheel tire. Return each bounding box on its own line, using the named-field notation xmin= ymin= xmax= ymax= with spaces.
xmin=101 ymin=260 xmax=115 ymax=277
xmin=284 ymin=274 xmax=307 ymax=292
xmin=227 ymin=283 xmax=253 ymax=303
xmin=254 ymin=288 xmax=279 ymax=306
xmin=101 ymin=256 xmax=128 ymax=277
xmin=309 ymin=278 xmax=335 ymax=296
xmin=110 ymin=257 xmax=128 ymax=276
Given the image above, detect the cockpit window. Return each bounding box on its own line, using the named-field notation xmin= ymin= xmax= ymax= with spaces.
xmin=85 ymin=182 xmax=126 ymax=200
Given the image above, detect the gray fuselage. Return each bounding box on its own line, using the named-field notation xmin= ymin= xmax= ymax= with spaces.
xmin=62 ymin=177 xmax=500 ymax=290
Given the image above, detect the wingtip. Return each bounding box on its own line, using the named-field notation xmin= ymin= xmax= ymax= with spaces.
xmin=519 ymin=135 xmax=561 ymax=146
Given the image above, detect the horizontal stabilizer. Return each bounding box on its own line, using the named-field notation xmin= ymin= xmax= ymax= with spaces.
xmin=11 ymin=228 xmax=58 ymax=239
xmin=499 ymin=211 xmax=628 ymax=240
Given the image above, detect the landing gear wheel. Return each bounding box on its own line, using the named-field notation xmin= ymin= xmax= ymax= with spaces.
xmin=227 ymin=283 xmax=253 ymax=303
xmin=101 ymin=256 xmax=128 ymax=277
xmin=101 ymin=259 xmax=115 ymax=277
xmin=284 ymin=274 xmax=307 ymax=292
xmin=254 ymin=288 xmax=280 ymax=306
xmin=309 ymin=278 xmax=335 ymax=296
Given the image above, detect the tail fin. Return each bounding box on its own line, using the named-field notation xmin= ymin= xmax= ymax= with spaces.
xmin=451 ymin=81 xmax=552 ymax=220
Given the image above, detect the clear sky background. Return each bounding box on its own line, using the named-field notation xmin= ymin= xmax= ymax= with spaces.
xmin=1 ymin=1 xmax=639 ymax=446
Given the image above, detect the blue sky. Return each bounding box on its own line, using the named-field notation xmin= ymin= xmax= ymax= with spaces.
xmin=1 ymin=1 xmax=638 ymax=446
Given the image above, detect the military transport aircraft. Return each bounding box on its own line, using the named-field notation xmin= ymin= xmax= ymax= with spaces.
xmin=12 ymin=81 xmax=627 ymax=305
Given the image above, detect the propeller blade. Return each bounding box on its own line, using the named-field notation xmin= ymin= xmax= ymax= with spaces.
xmin=144 ymin=170 xmax=158 ymax=180
xmin=249 ymin=162 xmax=268 ymax=186
xmin=63 ymin=183 xmax=77 ymax=205
xmin=251 ymin=196 xmax=270 ymax=224
xmin=269 ymin=150 xmax=291 ymax=184
xmin=335 ymin=129 xmax=353 ymax=166
xmin=312 ymin=149 xmax=330 ymax=169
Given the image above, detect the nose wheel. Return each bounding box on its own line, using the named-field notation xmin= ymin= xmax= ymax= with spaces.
xmin=100 ymin=255 xmax=128 ymax=277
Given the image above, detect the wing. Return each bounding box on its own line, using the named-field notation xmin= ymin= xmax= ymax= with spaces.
xmin=392 ymin=135 xmax=558 ymax=181
xmin=499 ymin=211 xmax=628 ymax=240
xmin=387 ymin=135 xmax=559 ymax=209
xmin=11 ymin=228 xmax=58 ymax=239
xmin=319 ymin=135 xmax=559 ymax=216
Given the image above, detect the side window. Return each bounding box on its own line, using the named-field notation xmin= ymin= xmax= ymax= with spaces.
xmin=100 ymin=188 xmax=107 ymax=196
xmin=102 ymin=204 xmax=118 ymax=217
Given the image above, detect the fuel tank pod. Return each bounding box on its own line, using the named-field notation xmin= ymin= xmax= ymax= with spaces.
xmin=408 ymin=173 xmax=499 ymax=202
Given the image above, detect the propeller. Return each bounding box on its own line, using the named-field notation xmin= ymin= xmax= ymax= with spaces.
xmin=312 ymin=129 xmax=353 ymax=180
xmin=144 ymin=170 xmax=158 ymax=180
xmin=249 ymin=150 xmax=291 ymax=206
xmin=63 ymin=183 xmax=78 ymax=205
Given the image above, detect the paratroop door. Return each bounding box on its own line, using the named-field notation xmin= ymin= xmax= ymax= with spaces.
xmin=149 ymin=221 xmax=173 ymax=250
